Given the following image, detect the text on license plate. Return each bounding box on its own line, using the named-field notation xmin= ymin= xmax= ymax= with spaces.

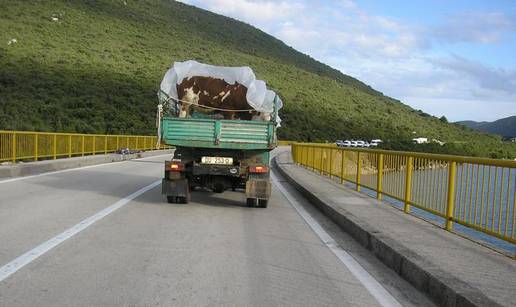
xmin=201 ymin=156 xmax=233 ymax=165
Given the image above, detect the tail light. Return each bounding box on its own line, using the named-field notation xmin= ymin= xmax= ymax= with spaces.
xmin=166 ymin=162 xmax=184 ymax=171
xmin=249 ymin=165 xmax=268 ymax=173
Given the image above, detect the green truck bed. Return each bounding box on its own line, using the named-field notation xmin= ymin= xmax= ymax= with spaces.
xmin=161 ymin=117 xmax=276 ymax=150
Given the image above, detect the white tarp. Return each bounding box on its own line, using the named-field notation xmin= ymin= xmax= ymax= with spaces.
xmin=159 ymin=60 xmax=282 ymax=114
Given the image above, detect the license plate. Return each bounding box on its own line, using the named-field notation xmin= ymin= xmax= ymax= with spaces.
xmin=201 ymin=156 xmax=233 ymax=165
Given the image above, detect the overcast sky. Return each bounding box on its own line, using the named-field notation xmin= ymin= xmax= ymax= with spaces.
xmin=178 ymin=0 xmax=516 ymax=122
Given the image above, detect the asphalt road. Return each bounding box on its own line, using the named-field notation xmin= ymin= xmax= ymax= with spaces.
xmin=0 ymin=150 xmax=434 ymax=306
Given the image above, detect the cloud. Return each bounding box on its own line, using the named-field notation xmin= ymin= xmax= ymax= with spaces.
xmin=432 ymin=12 xmax=516 ymax=44
xmin=430 ymin=55 xmax=516 ymax=96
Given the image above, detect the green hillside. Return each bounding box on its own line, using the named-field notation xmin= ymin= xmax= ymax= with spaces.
xmin=1 ymin=0 xmax=515 ymax=158
xmin=456 ymin=116 xmax=516 ymax=138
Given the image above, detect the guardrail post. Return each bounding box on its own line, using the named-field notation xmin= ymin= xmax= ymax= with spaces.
xmin=311 ymin=147 xmax=314 ymax=171
xmin=302 ymin=145 xmax=305 ymax=165
xmin=445 ymin=161 xmax=457 ymax=230
xmin=34 ymin=134 xmax=39 ymax=161
xmin=92 ymin=136 xmax=96 ymax=155
xmin=377 ymin=154 xmax=384 ymax=200
xmin=53 ymin=134 xmax=57 ymax=160
xmin=329 ymin=148 xmax=333 ymax=178
xmin=116 ymin=136 xmax=120 ymax=150
xmin=68 ymin=135 xmax=72 ymax=158
xmin=356 ymin=152 xmax=361 ymax=192
xmin=319 ymin=148 xmax=324 ymax=175
xmin=340 ymin=149 xmax=345 ymax=184
xmin=104 ymin=135 xmax=108 ymax=154
xmin=404 ymin=156 xmax=413 ymax=213
xmin=12 ymin=132 xmax=16 ymax=163
xmin=81 ymin=135 xmax=85 ymax=157
xmin=136 ymin=136 xmax=139 ymax=150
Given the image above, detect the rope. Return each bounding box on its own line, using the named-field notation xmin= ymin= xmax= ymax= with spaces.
xmin=156 ymin=104 xmax=163 ymax=149
xmin=165 ymin=96 xmax=256 ymax=113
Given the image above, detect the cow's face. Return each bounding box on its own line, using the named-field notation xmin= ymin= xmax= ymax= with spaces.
xmin=183 ymin=87 xmax=200 ymax=105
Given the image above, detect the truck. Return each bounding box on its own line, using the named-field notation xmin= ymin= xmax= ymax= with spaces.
xmin=157 ymin=61 xmax=282 ymax=208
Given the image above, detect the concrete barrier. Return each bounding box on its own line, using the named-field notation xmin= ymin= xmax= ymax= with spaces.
xmin=0 ymin=150 xmax=174 ymax=180
xmin=273 ymin=152 xmax=504 ymax=307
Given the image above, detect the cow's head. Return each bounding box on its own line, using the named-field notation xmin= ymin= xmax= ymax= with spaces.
xmin=183 ymin=87 xmax=200 ymax=105
xmin=178 ymin=87 xmax=200 ymax=118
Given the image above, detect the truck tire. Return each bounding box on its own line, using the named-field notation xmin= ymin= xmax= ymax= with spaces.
xmin=258 ymin=199 xmax=268 ymax=208
xmin=179 ymin=187 xmax=191 ymax=204
xmin=246 ymin=198 xmax=257 ymax=207
xmin=177 ymin=196 xmax=188 ymax=204
xmin=167 ymin=188 xmax=190 ymax=204
xmin=213 ymin=184 xmax=225 ymax=194
xmin=167 ymin=196 xmax=177 ymax=203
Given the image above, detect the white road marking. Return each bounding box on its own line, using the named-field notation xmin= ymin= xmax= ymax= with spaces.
xmin=0 ymin=179 xmax=161 ymax=283
xmin=0 ymin=154 xmax=171 ymax=184
xmin=271 ymin=172 xmax=403 ymax=307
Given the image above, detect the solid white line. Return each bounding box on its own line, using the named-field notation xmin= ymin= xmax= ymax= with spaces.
xmin=0 ymin=179 xmax=161 ymax=283
xmin=0 ymin=153 xmax=172 ymax=184
xmin=271 ymin=172 xmax=403 ymax=307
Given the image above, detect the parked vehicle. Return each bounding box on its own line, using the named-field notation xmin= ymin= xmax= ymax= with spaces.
xmin=351 ymin=141 xmax=358 ymax=147
xmin=370 ymin=139 xmax=382 ymax=147
xmin=342 ymin=140 xmax=351 ymax=147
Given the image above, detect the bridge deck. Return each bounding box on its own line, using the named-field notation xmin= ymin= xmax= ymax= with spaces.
xmin=0 ymin=150 xmax=433 ymax=306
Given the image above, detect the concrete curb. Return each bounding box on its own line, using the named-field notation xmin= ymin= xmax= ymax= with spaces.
xmin=272 ymin=152 xmax=502 ymax=307
xmin=0 ymin=150 xmax=174 ymax=180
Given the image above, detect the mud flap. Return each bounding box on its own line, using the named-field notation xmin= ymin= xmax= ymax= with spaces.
xmin=162 ymin=178 xmax=189 ymax=197
xmin=245 ymin=179 xmax=271 ymax=199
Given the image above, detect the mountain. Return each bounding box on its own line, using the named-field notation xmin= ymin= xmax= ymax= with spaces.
xmin=456 ymin=116 xmax=516 ymax=138
xmin=1 ymin=0 xmax=515 ymax=158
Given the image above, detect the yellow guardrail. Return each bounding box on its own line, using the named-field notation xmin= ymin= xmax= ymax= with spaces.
xmin=291 ymin=143 xmax=516 ymax=245
xmin=0 ymin=131 xmax=170 ymax=163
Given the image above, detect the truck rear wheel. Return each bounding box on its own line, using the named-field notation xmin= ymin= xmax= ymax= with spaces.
xmin=167 ymin=196 xmax=177 ymax=203
xmin=246 ymin=198 xmax=257 ymax=207
xmin=213 ymin=183 xmax=225 ymax=193
xmin=246 ymin=198 xmax=268 ymax=208
xmin=167 ymin=195 xmax=190 ymax=204
xmin=258 ymin=199 xmax=268 ymax=208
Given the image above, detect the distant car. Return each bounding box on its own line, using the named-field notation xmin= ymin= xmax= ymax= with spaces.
xmin=363 ymin=142 xmax=370 ymax=148
xmin=335 ymin=140 xmax=344 ymax=147
xmin=370 ymin=139 xmax=382 ymax=147
xmin=351 ymin=141 xmax=358 ymax=147
xmin=356 ymin=140 xmax=365 ymax=147
xmin=342 ymin=140 xmax=351 ymax=147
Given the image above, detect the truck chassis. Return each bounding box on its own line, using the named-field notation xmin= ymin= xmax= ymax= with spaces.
xmin=162 ymin=147 xmax=271 ymax=207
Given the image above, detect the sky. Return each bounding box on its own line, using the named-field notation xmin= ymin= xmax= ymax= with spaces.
xmin=178 ymin=0 xmax=516 ymax=122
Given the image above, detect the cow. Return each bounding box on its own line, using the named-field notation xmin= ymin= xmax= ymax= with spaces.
xmin=176 ymin=76 xmax=270 ymax=121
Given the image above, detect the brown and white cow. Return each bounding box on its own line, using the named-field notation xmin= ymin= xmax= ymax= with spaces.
xmin=176 ymin=76 xmax=270 ymax=121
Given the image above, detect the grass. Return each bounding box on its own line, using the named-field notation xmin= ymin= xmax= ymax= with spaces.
xmin=0 ymin=0 xmax=515 ymax=158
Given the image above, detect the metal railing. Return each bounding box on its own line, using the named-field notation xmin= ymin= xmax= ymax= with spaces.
xmin=0 ymin=131 xmax=170 ymax=163
xmin=291 ymin=143 xmax=516 ymax=245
